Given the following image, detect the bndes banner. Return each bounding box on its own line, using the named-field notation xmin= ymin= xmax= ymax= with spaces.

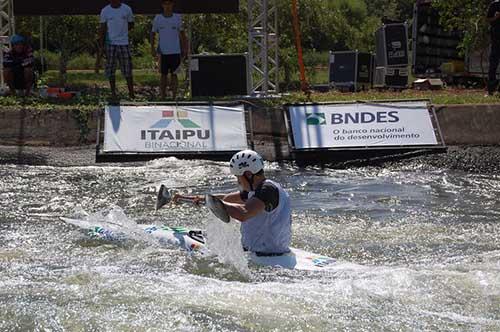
xmin=288 ymin=101 xmax=438 ymax=149
xmin=104 ymin=105 xmax=248 ymax=152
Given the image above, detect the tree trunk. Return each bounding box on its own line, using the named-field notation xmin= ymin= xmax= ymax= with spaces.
xmin=58 ymin=51 xmax=68 ymax=87
xmin=95 ymin=41 xmax=102 ymax=74
xmin=95 ymin=51 xmax=101 ymax=74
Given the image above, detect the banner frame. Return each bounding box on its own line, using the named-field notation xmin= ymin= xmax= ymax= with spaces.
xmin=96 ymin=101 xmax=250 ymax=163
xmin=284 ymin=99 xmax=447 ymax=152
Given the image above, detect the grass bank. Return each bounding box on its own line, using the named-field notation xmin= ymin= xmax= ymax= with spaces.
xmin=0 ymin=69 xmax=498 ymax=110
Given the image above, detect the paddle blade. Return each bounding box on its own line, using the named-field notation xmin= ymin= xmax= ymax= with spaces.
xmin=156 ymin=185 xmax=172 ymax=211
xmin=205 ymin=194 xmax=230 ymax=223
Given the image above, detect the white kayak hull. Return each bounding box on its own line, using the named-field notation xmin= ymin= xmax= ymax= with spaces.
xmin=61 ymin=217 xmax=335 ymax=271
xmin=248 ymin=248 xmax=335 ymax=271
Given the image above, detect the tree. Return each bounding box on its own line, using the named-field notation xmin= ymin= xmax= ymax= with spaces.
xmin=44 ymin=16 xmax=99 ymax=85
xmin=432 ymin=0 xmax=491 ymax=55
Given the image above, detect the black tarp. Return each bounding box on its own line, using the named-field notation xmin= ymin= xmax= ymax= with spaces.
xmin=14 ymin=0 xmax=239 ymax=15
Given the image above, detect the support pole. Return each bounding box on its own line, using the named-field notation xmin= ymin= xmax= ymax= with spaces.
xmin=248 ymin=0 xmax=279 ymax=96
xmin=0 ymin=0 xmax=14 ymax=91
xmin=40 ymin=16 xmax=45 ymax=71
xmin=291 ymin=0 xmax=309 ymax=95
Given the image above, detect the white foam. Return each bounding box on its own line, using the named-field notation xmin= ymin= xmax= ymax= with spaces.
xmin=204 ymin=215 xmax=251 ymax=278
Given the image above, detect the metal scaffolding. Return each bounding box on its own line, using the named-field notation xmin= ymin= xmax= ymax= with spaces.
xmin=248 ymin=0 xmax=279 ymax=96
xmin=0 ymin=0 xmax=14 ymax=88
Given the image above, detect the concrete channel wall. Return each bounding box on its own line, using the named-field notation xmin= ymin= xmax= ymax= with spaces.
xmin=0 ymin=104 xmax=499 ymax=161
xmin=0 ymin=108 xmax=100 ymax=146
xmin=433 ymin=104 xmax=500 ymax=146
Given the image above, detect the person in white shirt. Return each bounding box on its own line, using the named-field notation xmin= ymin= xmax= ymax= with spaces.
xmin=99 ymin=0 xmax=135 ymax=100
xmin=150 ymin=0 xmax=188 ymax=100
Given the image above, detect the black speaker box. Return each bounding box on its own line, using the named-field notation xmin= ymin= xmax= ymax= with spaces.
xmin=412 ymin=2 xmax=463 ymax=75
xmin=374 ymin=66 xmax=408 ymax=89
xmin=190 ymin=54 xmax=250 ymax=97
xmin=375 ymin=23 xmax=409 ymax=67
xmin=329 ymin=51 xmax=373 ymax=91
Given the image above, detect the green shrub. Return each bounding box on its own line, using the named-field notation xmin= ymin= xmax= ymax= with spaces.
xmin=68 ymin=53 xmax=96 ymax=70
xmin=34 ymin=51 xmax=97 ymax=71
xmin=133 ymin=39 xmax=156 ymax=70
xmin=34 ymin=50 xmax=60 ymax=70
xmin=303 ymin=50 xmax=329 ymax=68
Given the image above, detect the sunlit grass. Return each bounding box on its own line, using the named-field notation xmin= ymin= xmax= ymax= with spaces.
xmin=284 ymin=88 xmax=496 ymax=105
xmin=0 ymin=68 xmax=498 ymax=110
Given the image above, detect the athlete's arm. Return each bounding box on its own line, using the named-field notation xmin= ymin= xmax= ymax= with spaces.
xmin=222 ymin=191 xmax=245 ymax=204
xmin=178 ymin=192 xmax=244 ymax=203
xmin=223 ymin=197 xmax=265 ymax=222
xmin=172 ymin=191 xmax=243 ymax=205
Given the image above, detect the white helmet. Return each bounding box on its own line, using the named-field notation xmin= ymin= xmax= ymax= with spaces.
xmin=229 ymin=150 xmax=264 ymax=176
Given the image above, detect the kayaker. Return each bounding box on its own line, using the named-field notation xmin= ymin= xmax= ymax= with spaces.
xmin=173 ymin=150 xmax=292 ymax=256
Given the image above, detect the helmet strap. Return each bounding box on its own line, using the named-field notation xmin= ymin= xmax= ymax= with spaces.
xmin=244 ymin=173 xmax=255 ymax=192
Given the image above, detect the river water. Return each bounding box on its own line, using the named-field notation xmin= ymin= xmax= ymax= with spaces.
xmin=0 ymin=157 xmax=499 ymax=331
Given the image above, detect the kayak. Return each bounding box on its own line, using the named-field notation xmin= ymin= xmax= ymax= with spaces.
xmin=61 ymin=217 xmax=336 ymax=271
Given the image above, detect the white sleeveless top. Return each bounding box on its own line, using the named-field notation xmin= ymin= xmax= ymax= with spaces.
xmin=240 ymin=180 xmax=292 ymax=254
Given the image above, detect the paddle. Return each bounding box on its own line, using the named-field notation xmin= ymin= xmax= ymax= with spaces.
xmin=155 ymin=185 xmax=230 ymax=223
xmin=204 ymin=194 xmax=231 ymax=224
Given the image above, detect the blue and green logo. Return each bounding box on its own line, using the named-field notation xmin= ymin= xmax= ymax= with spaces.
xmin=306 ymin=113 xmax=326 ymax=125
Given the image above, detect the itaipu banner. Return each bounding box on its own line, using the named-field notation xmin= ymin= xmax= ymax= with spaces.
xmin=288 ymin=101 xmax=438 ymax=149
xmin=103 ymin=105 xmax=248 ymax=152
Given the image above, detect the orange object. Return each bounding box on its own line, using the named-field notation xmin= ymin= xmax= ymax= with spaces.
xmin=291 ymin=0 xmax=309 ymax=94
xmin=58 ymin=92 xmax=74 ymax=100
xmin=47 ymin=87 xmax=65 ymax=98
xmin=47 ymin=87 xmax=64 ymax=93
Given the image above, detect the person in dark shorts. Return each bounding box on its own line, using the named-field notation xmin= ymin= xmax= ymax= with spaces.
xmin=487 ymin=0 xmax=500 ymax=96
xmin=150 ymin=0 xmax=188 ymax=99
xmin=3 ymin=34 xmax=34 ymax=96
xmin=99 ymin=0 xmax=135 ymax=100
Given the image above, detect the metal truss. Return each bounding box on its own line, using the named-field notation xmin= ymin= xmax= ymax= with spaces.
xmin=0 ymin=0 xmax=14 ymax=88
xmin=0 ymin=0 xmax=14 ymax=37
xmin=248 ymin=0 xmax=279 ymax=96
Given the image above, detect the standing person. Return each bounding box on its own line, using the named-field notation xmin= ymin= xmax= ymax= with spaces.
xmin=2 ymin=34 xmax=34 ymax=96
xmin=99 ymin=0 xmax=135 ymax=100
xmin=174 ymin=150 xmax=293 ymax=256
xmin=150 ymin=0 xmax=188 ymax=100
xmin=487 ymin=0 xmax=500 ymax=96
